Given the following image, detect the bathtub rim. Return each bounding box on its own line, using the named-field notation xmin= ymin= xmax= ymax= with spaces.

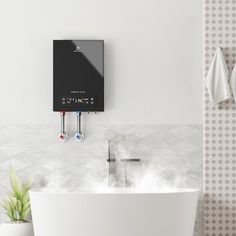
xmin=29 ymin=187 xmax=199 ymax=194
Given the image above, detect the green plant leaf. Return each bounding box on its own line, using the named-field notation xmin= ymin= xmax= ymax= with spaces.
xmin=2 ymin=166 xmax=33 ymax=222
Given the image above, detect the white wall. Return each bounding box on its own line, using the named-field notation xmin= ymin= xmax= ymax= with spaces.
xmin=0 ymin=0 xmax=202 ymax=126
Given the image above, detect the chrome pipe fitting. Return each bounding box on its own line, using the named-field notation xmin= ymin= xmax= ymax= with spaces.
xmin=58 ymin=112 xmax=69 ymax=142
xmin=74 ymin=112 xmax=84 ymax=142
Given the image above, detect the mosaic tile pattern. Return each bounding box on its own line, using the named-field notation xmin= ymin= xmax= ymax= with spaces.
xmin=204 ymin=0 xmax=236 ymax=235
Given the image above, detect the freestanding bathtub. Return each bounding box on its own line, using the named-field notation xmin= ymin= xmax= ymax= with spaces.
xmin=29 ymin=188 xmax=198 ymax=236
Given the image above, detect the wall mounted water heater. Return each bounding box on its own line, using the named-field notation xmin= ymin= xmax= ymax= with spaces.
xmin=53 ymin=40 xmax=104 ymax=142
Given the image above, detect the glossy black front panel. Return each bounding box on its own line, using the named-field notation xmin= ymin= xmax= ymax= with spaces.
xmin=53 ymin=40 xmax=104 ymax=112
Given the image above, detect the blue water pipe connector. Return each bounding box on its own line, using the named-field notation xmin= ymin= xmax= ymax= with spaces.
xmin=74 ymin=112 xmax=85 ymax=142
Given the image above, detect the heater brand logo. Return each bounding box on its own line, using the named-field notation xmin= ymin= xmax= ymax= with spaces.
xmin=74 ymin=46 xmax=81 ymax=53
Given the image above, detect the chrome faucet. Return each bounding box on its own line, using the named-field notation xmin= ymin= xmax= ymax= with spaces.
xmin=107 ymin=140 xmax=141 ymax=187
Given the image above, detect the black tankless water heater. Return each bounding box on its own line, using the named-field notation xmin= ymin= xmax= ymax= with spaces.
xmin=53 ymin=40 xmax=104 ymax=112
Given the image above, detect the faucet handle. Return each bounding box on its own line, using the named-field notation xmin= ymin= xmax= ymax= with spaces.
xmin=120 ymin=158 xmax=141 ymax=162
xmin=107 ymin=158 xmax=116 ymax=163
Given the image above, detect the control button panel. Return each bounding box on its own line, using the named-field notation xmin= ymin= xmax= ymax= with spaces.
xmin=60 ymin=96 xmax=96 ymax=106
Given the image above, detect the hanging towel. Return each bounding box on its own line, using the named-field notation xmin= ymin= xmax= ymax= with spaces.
xmin=205 ymin=47 xmax=231 ymax=104
xmin=229 ymin=63 xmax=236 ymax=102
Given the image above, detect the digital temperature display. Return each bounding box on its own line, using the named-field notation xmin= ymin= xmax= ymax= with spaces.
xmin=60 ymin=96 xmax=96 ymax=107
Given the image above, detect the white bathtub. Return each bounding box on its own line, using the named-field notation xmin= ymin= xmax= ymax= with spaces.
xmin=30 ymin=188 xmax=198 ymax=236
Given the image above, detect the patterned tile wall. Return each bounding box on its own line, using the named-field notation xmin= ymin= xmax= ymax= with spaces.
xmin=204 ymin=0 xmax=236 ymax=235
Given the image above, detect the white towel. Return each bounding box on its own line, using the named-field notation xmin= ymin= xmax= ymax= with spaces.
xmin=229 ymin=62 xmax=236 ymax=102
xmin=205 ymin=47 xmax=231 ymax=104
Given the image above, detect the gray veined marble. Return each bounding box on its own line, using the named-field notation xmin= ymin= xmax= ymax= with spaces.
xmin=0 ymin=125 xmax=202 ymax=235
